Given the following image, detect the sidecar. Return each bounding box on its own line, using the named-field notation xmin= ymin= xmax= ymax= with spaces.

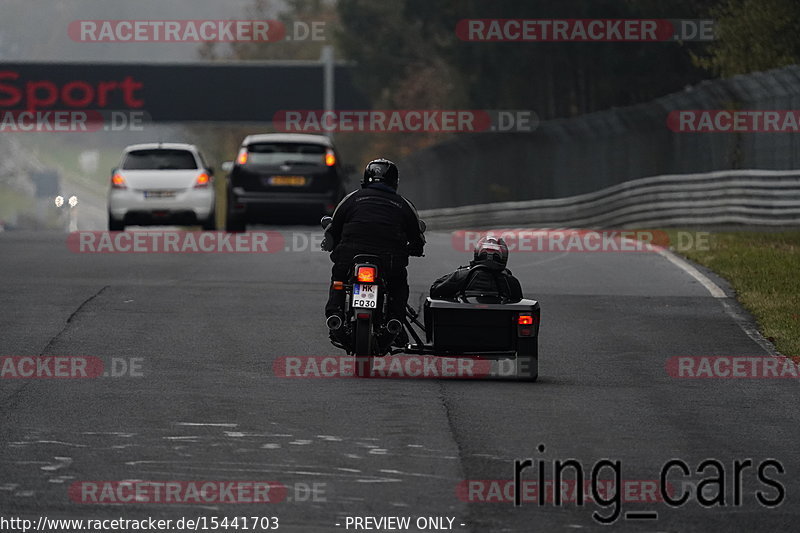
xmin=404 ymin=296 xmax=540 ymax=381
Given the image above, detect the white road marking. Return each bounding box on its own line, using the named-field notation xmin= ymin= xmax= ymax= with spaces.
xmin=657 ymin=246 xmax=782 ymax=356
xmin=655 ymin=247 xmax=726 ymax=298
xmin=9 ymin=440 xmax=87 ymax=448
xmin=175 ymin=422 xmax=238 ymax=427
xmin=83 ymin=431 xmax=135 ymax=438
xmin=40 ymin=456 xmax=72 ymax=472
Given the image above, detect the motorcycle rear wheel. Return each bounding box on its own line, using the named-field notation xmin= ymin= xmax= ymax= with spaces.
xmin=354 ymin=316 xmax=374 ymax=378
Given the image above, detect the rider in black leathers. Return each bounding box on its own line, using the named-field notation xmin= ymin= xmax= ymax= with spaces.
xmin=324 ymin=159 xmax=425 ymax=337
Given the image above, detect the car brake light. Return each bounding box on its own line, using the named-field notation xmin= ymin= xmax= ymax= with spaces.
xmin=237 ymin=148 xmax=248 ymax=165
xmin=111 ymin=173 xmax=127 ymax=189
xmin=325 ymin=149 xmax=336 ymax=167
xmin=357 ymin=266 xmax=376 ymax=283
xmin=518 ymin=314 xmax=533 ymax=325
xmin=194 ymin=173 xmax=210 ymax=188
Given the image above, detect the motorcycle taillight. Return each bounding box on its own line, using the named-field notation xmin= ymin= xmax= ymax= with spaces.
xmin=357 ymin=266 xmax=377 ymax=283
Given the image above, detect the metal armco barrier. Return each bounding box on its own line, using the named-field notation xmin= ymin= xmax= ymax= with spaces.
xmin=418 ymin=169 xmax=800 ymax=230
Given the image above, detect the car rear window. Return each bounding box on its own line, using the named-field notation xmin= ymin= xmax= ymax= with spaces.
xmin=245 ymin=143 xmax=326 ymax=166
xmin=121 ymin=149 xmax=198 ymax=170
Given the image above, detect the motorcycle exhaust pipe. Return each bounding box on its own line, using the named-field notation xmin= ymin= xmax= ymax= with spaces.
xmin=326 ymin=315 xmax=343 ymax=330
xmin=386 ymin=319 xmax=403 ymax=336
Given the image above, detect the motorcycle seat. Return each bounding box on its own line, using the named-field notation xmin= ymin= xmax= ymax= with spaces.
xmin=352 ymin=254 xmax=383 ymax=266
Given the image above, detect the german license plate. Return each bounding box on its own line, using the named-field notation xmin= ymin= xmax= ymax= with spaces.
xmin=269 ymin=175 xmax=306 ymax=186
xmin=144 ymin=190 xmax=176 ymax=199
xmin=352 ymin=283 xmax=378 ymax=308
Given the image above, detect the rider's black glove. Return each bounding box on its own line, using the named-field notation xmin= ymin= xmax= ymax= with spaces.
xmin=321 ymin=231 xmax=335 ymax=252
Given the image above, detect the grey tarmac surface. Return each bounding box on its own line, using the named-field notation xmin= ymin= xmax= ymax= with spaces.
xmin=0 ymin=229 xmax=797 ymax=532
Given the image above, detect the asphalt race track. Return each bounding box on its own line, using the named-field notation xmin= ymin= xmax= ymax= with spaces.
xmin=1 ymin=229 xmax=797 ymax=532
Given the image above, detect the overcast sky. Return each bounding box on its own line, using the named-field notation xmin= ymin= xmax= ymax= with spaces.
xmin=0 ymin=0 xmax=283 ymax=62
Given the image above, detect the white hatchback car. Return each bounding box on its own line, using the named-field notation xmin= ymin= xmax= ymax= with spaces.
xmin=107 ymin=143 xmax=216 ymax=231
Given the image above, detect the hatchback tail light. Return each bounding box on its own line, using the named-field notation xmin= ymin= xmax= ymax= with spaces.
xmin=237 ymin=148 xmax=248 ymax=165
xmin=111 ymin=173 xmax=127 ymax=189
xmin=194 ymin=173 xmax=210 ymax=188
xmin=325 ymin=149 xmax=336 ymax=167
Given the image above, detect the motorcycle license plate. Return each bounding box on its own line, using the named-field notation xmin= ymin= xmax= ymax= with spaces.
xmin=352 ymin=283 xmax=378 ymax=308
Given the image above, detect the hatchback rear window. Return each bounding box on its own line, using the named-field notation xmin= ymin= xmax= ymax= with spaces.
xmin=122 ymin=149 xmax=198 ymax=170
xmin=245 ymin=143 xmax=326 ymax=166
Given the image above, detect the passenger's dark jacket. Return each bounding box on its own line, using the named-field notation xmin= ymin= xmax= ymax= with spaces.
xmin=430 ymin=261 xmax=523 ymax=302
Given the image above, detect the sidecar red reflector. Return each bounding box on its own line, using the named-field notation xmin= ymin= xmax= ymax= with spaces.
xmin=357 ymin=313 xmax=370 ymax=319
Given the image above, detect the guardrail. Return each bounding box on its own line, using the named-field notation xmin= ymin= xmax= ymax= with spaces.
xmin=417 ymin=169 xmax=800 ymax=230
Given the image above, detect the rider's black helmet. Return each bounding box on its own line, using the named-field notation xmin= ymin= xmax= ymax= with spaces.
xmin=362 ymin=158 xmax=399 ymax=190
xmin=473 ymin=235 xmax=509 ymax=268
